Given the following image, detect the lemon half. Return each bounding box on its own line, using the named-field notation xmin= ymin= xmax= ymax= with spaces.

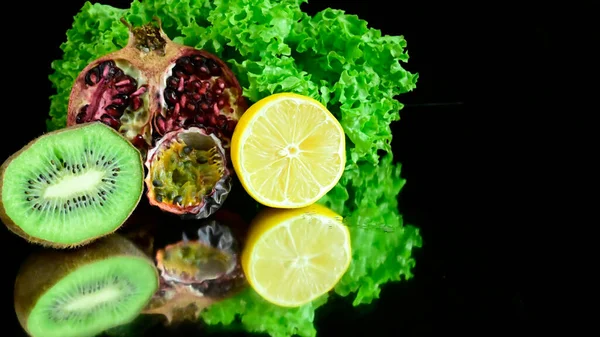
xmin=231 ymin=93 xmax=346 ymax=208
xmin=241 ymin=204 xmax=351 ymax=307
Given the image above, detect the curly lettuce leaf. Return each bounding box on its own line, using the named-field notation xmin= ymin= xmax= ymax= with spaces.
xmin=48 ymin=1 xmax=421 ymax=337
xmin=319 ymin=154 xmax=422 ymax=306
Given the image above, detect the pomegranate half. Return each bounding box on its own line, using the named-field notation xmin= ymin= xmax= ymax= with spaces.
xmin=67 ymin=17 xmax=247 ymax=153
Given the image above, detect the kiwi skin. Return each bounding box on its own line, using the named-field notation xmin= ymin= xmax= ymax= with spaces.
xmin=14 ymin=234 xmax=159 ymax=336
xmin=0 ymin=122 xmax=145 ymax=249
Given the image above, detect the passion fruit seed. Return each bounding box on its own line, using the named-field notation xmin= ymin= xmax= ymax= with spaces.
xmin=149 ymin=140 xmax=225 ymax=207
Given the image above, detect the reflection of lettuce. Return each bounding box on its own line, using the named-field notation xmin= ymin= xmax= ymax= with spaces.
xmin=50 ymin=1 xmax=421 ymax=336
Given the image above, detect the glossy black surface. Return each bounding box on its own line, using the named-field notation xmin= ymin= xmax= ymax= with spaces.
xmin=3 ymin=1 xmax=548 ymax=336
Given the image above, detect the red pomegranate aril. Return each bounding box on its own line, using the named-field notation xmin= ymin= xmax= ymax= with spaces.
xmin=132 ymin=134 xmax=147 ymax=149
xmin=105 ymin=104 xmax=122 ymax=117
xmin=101 ymin=114 xmax=120 ymax=128
xmin=85 ymin=68 xmax=101 ymax=86
xmin=166 ymin=76 xmax=178 ymax=89
xmin=217 ymin=99 xmax=225 ymax=108
xmin=131 ymin=85 xmax=148 ymax=97
xmin=174 ymin=69 xmax=189 ymax=80
xmin=186 ymin=103 xmax=196 ymax=111
xmin=156 ymin=116 xmax=167 ymax=134
xmin=181 ymin=95 xmax=187 ymax=108
xmin=132 ymin=96 xmax=142 ymax=110
xmin=174 ymin=103 xmax=181 ymax=117
xmin=76 ymin=105 xmax=88 ymax=123
xmin=200 ymin=102 xmax=209 ymax=111
xmin=227 ymin=121 xmax=237 ymax=132
xmin=206 ymin=59 xmax=222 ymax=76
xmin=164 ymin=88 xmax=178 ymax=105
xmin=216 ymin=115 xmax=227 ymax=128
xmin=112 ymin=94 xmax=129 ymax=106
xmin=176 ymin=56 xmax=195 ymax=73
xmin=212 ymin=103 xmax=220 ymax=115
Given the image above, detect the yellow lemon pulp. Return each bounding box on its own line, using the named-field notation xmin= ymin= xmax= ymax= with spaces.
xmin=231 ymin=93 xmax=346 ymax=208
xmin=241 ymin=204 xmax=352 ymax=307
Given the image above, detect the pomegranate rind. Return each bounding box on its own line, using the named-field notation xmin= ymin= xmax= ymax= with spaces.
xmin=67 ymin=19 xmax=248 ymax=158
xmin=144 ymin=127 xmax=231 ymax=218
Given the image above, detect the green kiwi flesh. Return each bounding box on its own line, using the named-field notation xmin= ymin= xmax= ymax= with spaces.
xmin=14 ymin=234 xmax=159 ymax=337
xmin=0 ymin=122 xmax=144 ymax=247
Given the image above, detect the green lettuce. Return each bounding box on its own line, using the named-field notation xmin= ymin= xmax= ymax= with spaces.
xmin=48 ymin=1 xmax=421 ymax=336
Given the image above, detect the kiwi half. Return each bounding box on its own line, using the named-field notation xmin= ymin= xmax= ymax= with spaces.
xmin=0 ymin=122 xmax=144 ymax=247
xmin=14 ymin=234 xmax=159 ymax=337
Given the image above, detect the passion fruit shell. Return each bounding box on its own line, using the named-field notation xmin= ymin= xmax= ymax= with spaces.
xmin=144 ymin=126 xmax=231 ymax=218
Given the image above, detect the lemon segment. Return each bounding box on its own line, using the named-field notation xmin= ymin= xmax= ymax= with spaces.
xmin=241 ymin=204 xmax=351 ymax=307
xmin=231 ymin=93 xmax=346 ymax=208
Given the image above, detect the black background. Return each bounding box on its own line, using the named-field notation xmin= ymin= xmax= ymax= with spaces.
xmin=2 ymin=1 xmax=550 ymax=336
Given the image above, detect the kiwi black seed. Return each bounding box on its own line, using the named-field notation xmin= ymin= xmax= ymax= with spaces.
xmin=0 ymin=122 xmax=144 ymax=248
xmin=14 ymin=234 xmax=159 ymax=337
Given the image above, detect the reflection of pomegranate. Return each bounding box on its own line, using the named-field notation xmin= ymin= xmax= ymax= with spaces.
xmin=67 ymin=17 xmax=247 ymax=153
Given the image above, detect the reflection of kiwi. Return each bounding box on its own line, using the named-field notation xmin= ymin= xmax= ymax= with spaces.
xmin=0 ymin=122 xmax=144 ymax=248
xmin=14 ymin=234 xmax=159 ymax=337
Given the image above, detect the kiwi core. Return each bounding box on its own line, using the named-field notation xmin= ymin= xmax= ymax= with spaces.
xmin=1 ymin=123 xmax=144 ymax=246
xmin=26 ymin=256 xmax=158 ymax=337
xmin=43 ymin=170 xmax=105 ymax=198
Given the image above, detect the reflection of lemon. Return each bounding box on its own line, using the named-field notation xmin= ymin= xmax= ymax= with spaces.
xmin=241 ymin=203 xmax=351 ymax=307
xmin=231 ymin=93 xmax=346 ymax=208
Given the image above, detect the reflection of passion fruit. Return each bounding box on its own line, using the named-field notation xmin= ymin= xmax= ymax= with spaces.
xmin=145 ymin=126 xmax=231 ymax=219
xmin=143 ymin=220 xmax=246 ymax=323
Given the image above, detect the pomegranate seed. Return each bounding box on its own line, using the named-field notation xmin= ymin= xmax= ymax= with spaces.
xmin=213 ymin=103 xmax=220 ymax=115
xmin=132 ymin=135 xmax=146 ymax=148
xmin=200 ymin=102 xmax=209 ymax=111
xmin=216 ymin=78 xmax=226 ymax=89
xmin=112 ymin=94 xmax=129 ymax=106
xmin=132 ymin=96 xmax=142 ymax=110
xmin=85 ymin=67 xmax=100 ymax=86
xmin=166 ymin=76 xmax=178 ymax=89
xmin=195 ymin=116 xmax=205 ymax=124
xmin=177 ymin=77 xmax=185 ymax=92
xmin=174 ymin=103 xmax=181 ymax=117
xmin=76 ymin=111 xmax=86 ymax=124
xmin=156 ymin=116 xmax=166 ymax=134
xmin=115 ymin=79 xmax=130 ymax=87
xmin=217 ymin=99 xmax=225 ymax=108
xmin=192 ymin=93 xmax=201 ymax=101
xmin=180 ymin=94 xmax=187 ymax=107
xmin=176 ymin=56 xmax=194 ymax=73
xmin=214 ymin=88 xmax=223 ymax=95
xmin=206 ymin=59 xmax=222 ymax=75
xmin=131 ymin=85 xmax=147 ymax=97
xmin=164 ymin=89 xmax=177 ymax=105
xmin=209 ymin=115 xmax=217 ymax=125
xmin=186 ymin=103 xmax=196 ymax=111
xmin=216 ymin=115 xmax=227 ymax=128
xmin=227 ymin=120 xmax=237 ymax=132
xmin=100 ymin=114 xmax=120 ymax=129
xmin=105 ymin=105 xmax=122 ymax=117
